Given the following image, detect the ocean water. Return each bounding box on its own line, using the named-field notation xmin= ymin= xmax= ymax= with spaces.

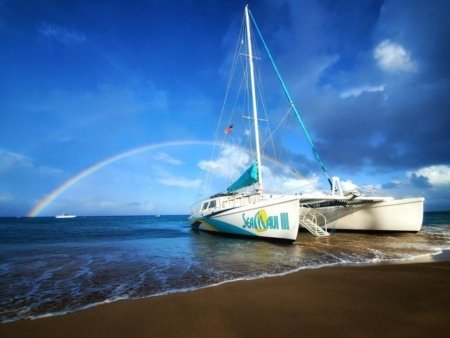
xmin=1 ymin=212 xmax=449 ymax=323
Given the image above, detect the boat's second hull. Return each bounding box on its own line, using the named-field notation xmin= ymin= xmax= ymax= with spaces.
xmin=190 ymin=197 xmax=300 ymax=241
xmin=313 ymin=197 xmax=424 ymax=232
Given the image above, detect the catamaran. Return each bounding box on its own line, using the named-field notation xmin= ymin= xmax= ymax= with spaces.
xmin=189 ymin=6 xmax=424 ymax=241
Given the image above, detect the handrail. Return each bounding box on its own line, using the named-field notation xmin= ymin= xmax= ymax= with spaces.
xmin=301 ymin=205 xmax=328 ymax=233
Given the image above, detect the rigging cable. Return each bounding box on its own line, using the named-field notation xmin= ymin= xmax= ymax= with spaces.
xmin=249 ymin=9 xmax=332 ymax=188
xmin=200 ymin=16 xmax=246 ymax=198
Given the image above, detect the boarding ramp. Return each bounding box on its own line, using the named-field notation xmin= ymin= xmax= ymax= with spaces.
xmin=299 ymin=206 xmax=330 ymax=237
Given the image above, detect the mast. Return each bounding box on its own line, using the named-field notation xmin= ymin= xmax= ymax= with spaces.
xmin=245 ymin=5 xmax=263 ymax=193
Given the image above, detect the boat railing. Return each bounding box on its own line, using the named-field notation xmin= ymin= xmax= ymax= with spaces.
xmin=191 ymin=192 xmax=271 ymax=217
xmin=189 ymin=194 xmax=250 ymax=216
xmin=189 ymin=200 xmax=204 ymax=216
xmin=300 ymin=205 xmax=328 ymax=232
xmin=222 ymin=194 xmax=257 ymax=209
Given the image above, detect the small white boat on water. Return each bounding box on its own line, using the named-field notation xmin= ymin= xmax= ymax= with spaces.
xmin=55 ymin=213 xmax=77 ymax=219
xmin=189 ymin=6 xmax=424 ymax=242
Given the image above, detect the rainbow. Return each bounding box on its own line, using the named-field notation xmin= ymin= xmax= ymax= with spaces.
xmin=27 ymin=139 xmax=302 ymax=217
xmin=27 ymin=140 xmax=212 ymax=217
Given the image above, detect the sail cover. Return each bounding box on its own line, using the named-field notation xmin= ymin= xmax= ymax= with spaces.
xmin=227 ymin=162 xmax=259 ymax=192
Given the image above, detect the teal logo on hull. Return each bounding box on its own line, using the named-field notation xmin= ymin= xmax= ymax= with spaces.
xmin=242 ymin=210 xmax=289 ymax=232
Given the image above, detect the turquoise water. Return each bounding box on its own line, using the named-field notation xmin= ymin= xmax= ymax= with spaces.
xmin=1 ymin=212 xmax=449 ymax=322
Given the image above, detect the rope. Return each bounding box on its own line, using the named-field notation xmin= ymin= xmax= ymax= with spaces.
xmin=200 ymin=15 xmax=246 ymax=198
xmin=249 ymin=9 xmax=332 ymax=188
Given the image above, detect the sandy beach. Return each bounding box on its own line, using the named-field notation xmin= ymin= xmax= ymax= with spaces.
xmin=1 ymin=260 xmax=449 ymax=338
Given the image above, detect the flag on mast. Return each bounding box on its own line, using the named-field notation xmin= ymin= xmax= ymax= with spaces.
xmin=224 ymin=124 xmax=233 ymax=135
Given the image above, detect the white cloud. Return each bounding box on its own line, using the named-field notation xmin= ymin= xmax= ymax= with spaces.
xmin=0 ymin=192 xmax=13 ymax=202
xmin=0 ymin=149 xmax=33 ymax=171
xmin=341 ymin=180 xmax=382 ymax=195
xmin=374 ymin=40 xmax=416 ymax=72
xmin=198 ymin=145 xmax=251 ymax=179
xmin=407 ymin=165 xmax=450 ymax=186
xmin=277 ymin=175 xmax=321 ymax=194
xmin=340 ymin=179 xmax=359 ymax=192
xmin=340 ymin=85 xmax=384 ymax=99
xmin=0 ymin=148 xmax=65 ymax=176
xmin=137 ymin=202 xmax=155 ymax=212
xmin=38 ymin=23 xmax=86 ymax=45
xmin=64 ymin=197 xmax=155 ymax=215
xmin=98 ymin=200 xmax=120 ymax=208
xmin=123 ymin=201 xmax=155 ymax=212
xmin=159 ymin=177 xmax=201 ymax=188
xmin=154 ymin=152 xmax=184 ymax=166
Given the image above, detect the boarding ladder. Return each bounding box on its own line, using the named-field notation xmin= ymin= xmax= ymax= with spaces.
xmin=299 ymin=206 xmax=330 ymax=237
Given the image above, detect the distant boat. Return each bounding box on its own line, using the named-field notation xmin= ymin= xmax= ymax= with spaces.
xmin=55 ymin=213 xmax=77 ymax=219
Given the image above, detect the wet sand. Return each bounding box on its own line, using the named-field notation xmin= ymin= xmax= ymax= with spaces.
xmin=1 ymin=261 xmax=449 ymax=338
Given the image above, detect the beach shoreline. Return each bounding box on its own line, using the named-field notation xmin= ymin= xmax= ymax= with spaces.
xmin=1 ymin=259 xmax=449 ymax=338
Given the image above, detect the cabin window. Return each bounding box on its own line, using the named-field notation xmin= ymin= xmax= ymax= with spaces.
xmin=208 ymin=200 xmax=217 ymax=209
xmin=202 ymin=202 xmax=209 ymax=210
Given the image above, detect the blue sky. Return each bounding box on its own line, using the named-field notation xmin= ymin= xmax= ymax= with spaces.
xmin=0 ymin=0 xmax=449 ymax=216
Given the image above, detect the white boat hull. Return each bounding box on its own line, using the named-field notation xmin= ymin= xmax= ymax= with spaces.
xmin=190 ymin=197 xmax=300 ymax=241
xmin=311 ymin=197 xmax=424 ymax=232
xmin=55 ymin=215 xmax=76 ymax=219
